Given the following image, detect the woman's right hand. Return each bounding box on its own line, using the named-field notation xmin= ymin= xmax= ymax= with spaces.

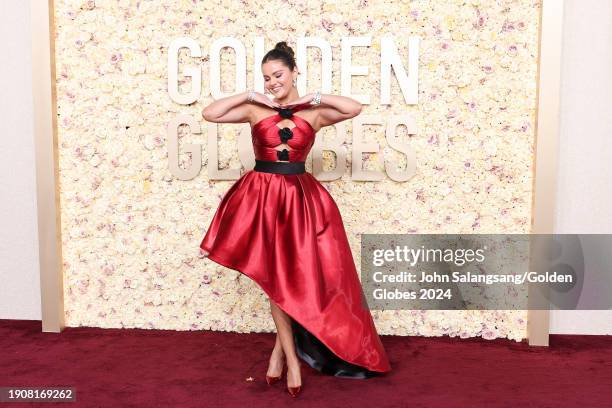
xmin=249 ymin=92 xmax=281 ymax=109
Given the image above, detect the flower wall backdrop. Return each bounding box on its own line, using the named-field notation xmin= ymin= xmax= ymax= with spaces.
xmin=56 ymin=0 xmax=539 ymax=341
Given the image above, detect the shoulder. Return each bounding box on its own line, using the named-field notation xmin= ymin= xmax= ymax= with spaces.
xmin=250 ymin=104 xmax=278 ymax=127
xmin=292 ymin=104 xmax=322 ymax=132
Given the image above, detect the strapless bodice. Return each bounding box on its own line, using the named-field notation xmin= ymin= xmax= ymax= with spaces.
xmin=251 ymin=103 xmax=316 ymax=162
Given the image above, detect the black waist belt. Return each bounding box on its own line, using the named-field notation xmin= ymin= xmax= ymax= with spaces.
xmin=253 ymin=159 xmax=305 ymax=174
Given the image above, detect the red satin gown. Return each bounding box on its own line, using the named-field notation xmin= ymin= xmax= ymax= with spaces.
xmin=199 ymin=102 xmax=391 ymax=378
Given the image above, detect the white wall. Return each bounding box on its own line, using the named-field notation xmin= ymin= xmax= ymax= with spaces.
xmin=549 ymin=0 xmax=612 ymax=335
xmin=0 ymin=0 xmax=610 ymax=333
xmin=0 ymin=0 xmax=41 ymax=320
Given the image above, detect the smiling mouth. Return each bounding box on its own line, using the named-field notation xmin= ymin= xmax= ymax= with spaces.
xmin=272 ymin=87 xmax=282 ymax=92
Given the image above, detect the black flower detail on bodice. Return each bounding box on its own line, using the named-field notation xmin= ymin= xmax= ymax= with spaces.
xmin=277 ymin=149 xmax=289 ymax=161
xmin=278 ymin=127 xmax=293 ymax=143
xmin=275 ymin=106 xmax=301 ymax=161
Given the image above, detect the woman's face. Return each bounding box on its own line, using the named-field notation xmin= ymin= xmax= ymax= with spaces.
xmin=262 ymin=60 xmax=296 ymax=99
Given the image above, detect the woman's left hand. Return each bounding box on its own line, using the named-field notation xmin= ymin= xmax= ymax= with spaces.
xmin=279 ymin=93 xmax=314 ymax=109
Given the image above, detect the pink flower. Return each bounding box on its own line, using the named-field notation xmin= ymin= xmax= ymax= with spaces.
xmin=482 ymin=328 xmax=497 ymax=340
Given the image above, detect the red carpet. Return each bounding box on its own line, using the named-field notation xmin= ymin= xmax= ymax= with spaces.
xmin=0 ymin=319 xmax=610 ymax=407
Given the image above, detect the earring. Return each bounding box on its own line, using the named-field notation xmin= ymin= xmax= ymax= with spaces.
xmin=292 ymin=79 xmax=297 ymax=87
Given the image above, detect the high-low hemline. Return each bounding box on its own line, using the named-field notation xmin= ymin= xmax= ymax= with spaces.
xmin=200 ymin=248 xmax=387 ymax=377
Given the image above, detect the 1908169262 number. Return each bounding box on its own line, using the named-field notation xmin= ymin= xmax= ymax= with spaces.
xmin=0 ymin=387 xmax=76 ymax=402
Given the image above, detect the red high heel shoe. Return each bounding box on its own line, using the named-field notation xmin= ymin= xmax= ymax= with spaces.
xmin=287 ymin=363 xmax=302 ymax=398
xmin=266 ymin=355 xmax=285 ymax=386
xmin=287 ymin=384 xmax=301 ymax=398
xmin=266 ymin=374 xmax=281 ymax=385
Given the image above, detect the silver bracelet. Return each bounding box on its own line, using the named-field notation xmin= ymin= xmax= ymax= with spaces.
xmin=311 ymin=91 xmax=321 ymax=105
xmin=246 ymin=90 xmax=256 ymax=102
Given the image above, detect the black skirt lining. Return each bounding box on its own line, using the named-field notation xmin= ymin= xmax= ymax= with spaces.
xmin=290 ymin=318 xmax=381 ymax=379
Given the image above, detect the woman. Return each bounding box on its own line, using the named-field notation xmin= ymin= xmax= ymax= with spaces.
xmin=199 ymin=42 xmax=391 ymax=398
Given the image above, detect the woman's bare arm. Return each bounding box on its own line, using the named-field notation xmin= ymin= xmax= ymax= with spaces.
xmin=201 ymin=91 xmax=281 ymax=124
xmin=314 ymin=94 xmax=363 ymax=127
xmin=201 ymin=91 xmax=251 ymax=124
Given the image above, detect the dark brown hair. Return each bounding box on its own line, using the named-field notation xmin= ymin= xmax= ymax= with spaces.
xmin=262 ymin=41 xmax=296 ymax=71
